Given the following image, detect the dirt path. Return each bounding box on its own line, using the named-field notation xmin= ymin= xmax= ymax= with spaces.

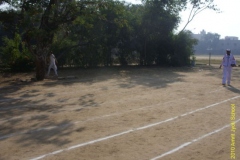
xmin=0 ymin=65 xmax=240 ymax=160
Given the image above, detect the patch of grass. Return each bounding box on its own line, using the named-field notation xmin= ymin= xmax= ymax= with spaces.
xmin=196 ymin=59 xmax=222 ymax=65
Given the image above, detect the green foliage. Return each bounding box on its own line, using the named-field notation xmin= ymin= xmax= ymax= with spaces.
xmin=0 ymin=33 xmax=34 ymax=71
xmin=135 ymin=0 xmax=180 ymax=65
xmin=52 ymin=0 xmax=133 ymax=67
xmin=49 ymin=0 xmax=198 ymax=67
xmin=170 ymin=31 xmax=198 ymax=66
xmin=0 ymin=0 xmax=209 ymax=73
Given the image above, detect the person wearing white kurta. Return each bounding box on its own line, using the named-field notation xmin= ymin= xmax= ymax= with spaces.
xmin=219 ymin=49 xmax=236 ymax=85
xmin=47 ymin=53 xmax=58 ymax=76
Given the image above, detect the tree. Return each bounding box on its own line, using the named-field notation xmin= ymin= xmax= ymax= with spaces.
xmin=50 ymin=0 xmax=130 ymax=67
xmin=0 ymin=33 xmax=34 ymax=71
xmin=0 ymin=0 xmax=78 ymax=80
xmin=170 ymin=31 xmax=197 ymax=66
xmin=179 ymin=0 xmax=220 ymax=33
xmin=139 ymin=0 xmax=180 ymax=65
xmin=0 ymin=0 xmax=204 ymax=72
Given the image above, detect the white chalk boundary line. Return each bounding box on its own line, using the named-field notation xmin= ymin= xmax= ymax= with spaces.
xmin=28 ymin=95 xmax=240 ymax=160
xmin=150 ymin=118 xmax=240 ymax=160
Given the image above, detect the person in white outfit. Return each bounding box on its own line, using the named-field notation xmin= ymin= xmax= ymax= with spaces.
xmin=219 ymin=49 xmax=236 ymax=85
xmin=47 ymin=52 xmax=58 ymax=76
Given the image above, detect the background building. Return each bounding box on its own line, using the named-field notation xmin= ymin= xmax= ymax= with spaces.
xmin=192 ymin=31 xmax=240 ymax=55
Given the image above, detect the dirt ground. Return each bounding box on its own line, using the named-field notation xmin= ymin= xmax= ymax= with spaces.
xmin=0 ymin=64 xmax=240 ymax=160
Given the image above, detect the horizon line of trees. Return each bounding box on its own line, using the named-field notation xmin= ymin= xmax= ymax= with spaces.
xmin=0 ymin=0 xmax=218 ymax=80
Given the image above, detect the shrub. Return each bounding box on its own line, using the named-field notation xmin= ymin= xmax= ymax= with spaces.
xmin=0 ymin=33 xmax=34 ymax=72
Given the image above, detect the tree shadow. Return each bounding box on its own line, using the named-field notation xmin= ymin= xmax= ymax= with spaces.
xmin=0 ymin=73 xmax=91 ymax=148
xmin=0 ymin=105 xmax=86 ymax=148
xmin=113 ymin=66 xmax=187 ymax=89
xmin=79 ymin=93 xmax=99 ymax=107
xmin=14 ymin=120 xmax=84 ymax=147
xmin=0 ymin=66 xmax=190 ymax=152
xmin=39 ymin=66 xmax=188 ymax=90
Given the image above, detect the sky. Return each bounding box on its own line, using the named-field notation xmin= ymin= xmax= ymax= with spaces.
xmin=124 ymin=0 xmax=240 ymax=39
xmin=1 ymin=0 xmax=239 ymax=39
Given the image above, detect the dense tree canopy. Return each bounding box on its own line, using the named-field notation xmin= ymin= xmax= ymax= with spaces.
xmin=0 ymin=0 xmax=217 ymax=80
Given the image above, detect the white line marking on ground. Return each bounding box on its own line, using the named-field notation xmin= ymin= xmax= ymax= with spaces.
xmin=150 ymin=119 xmax=240 ymax=160
xmin=28 ymin=95 xmax=240 ymax=160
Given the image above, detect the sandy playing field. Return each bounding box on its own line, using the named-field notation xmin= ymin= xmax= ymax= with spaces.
xmin=0 ymin=64 xmax=240 ymax=160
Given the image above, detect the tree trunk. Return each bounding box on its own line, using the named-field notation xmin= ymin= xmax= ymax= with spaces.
xmin=144 ymin=39 xmax=147 ymax=65
xmin=35 ymin=56 xmax=46 ymax=81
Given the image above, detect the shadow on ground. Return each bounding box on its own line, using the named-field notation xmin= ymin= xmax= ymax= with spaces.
xmin=200 ymin=65 xmax=240 ymax=94
xmin=0 ymin=72 xmax=92 ymax=148
xmin=0 ymin=66 xmax=190 ymax=150
xmin=41 ymin=66 xmax=189 ymax=89
xmin=226 ymin=85 xmax=240 ymax=94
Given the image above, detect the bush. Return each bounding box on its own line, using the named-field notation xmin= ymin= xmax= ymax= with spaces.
xmin=0 ymin=33 xmax=34 ymax=72
xmin=170 ymin=31 xmax=198 ymax=66
xmin=11 ymin=56 xmax=34 ymax=72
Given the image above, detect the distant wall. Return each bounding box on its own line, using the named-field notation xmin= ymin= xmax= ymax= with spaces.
xmin=193 ymin=34 xmax=240 ymax=55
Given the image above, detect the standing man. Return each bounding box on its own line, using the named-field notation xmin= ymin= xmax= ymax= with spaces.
xmin=219 ymin=49 xmax=237 ymax=85
xmin=47 ymin=52 xmax=58 ymax=77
